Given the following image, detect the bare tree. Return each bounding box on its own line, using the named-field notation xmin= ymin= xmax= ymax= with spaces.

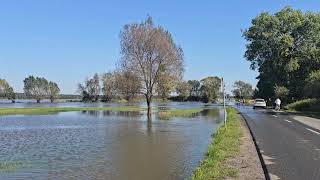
xmin=119 ymin=16 xmax=184 ymax=114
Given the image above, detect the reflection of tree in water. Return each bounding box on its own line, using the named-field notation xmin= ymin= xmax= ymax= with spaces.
xmin=201 ymin=109 xmax=223 ymax=123
xmin=81 ymin=110 xmax=142 ymax=117
xmin=81 ymin=110 xmax=101 ymax=117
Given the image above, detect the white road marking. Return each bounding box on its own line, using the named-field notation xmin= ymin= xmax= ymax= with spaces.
xmin=262 ymin=154 xmax=275 ymax=165
xmin=284 ymin=119 xmax=292 ymax=123
xmin=272 ymin=115 xmax=278 ymax=117
xmin=306 ymin=128 xmax=320 ymax=135
xmin=269 ymin=173 xmax=281 ymax=180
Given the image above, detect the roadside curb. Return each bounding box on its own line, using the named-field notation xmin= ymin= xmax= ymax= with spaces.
xmin=237 ymin=110 xmax=270 ymax=180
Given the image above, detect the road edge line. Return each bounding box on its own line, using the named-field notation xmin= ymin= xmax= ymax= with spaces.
xmin=237 ymin=110 xmax=270 ymax=180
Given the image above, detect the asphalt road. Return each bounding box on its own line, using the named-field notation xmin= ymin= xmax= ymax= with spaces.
xmin=236 ymin=106 xmax=320 ymax=180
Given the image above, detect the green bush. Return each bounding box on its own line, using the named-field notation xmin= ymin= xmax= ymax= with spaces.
xmin=285 ymin=99 xmax=320 ymax=112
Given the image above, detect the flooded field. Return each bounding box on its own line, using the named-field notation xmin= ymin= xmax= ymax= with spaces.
xmin=0 ymin=102 xmax=223 ymax=180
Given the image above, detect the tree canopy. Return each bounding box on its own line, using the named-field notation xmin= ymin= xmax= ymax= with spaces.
xmin=232 ymin=81 xmax=253 ymax=99
xmin=119 ymin=16 xmax=184 ymax=112
xmin=200 ymin=76 xmax=221 ymax=103
xmin=0 ymin=79 xmax=16 ymax=103
xmin=78 ymin=73 xmax=100 ymax=102
xmin=243 ymin=7 xmax=320 ymax=100
xmin=23 ymin=76 xmax=60 ymax=103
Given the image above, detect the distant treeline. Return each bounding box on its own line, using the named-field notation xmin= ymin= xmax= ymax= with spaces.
xmin=0 ymin=76 xmax=80 ymax=103
xmin=12 ymin=93 xmax=81 ymax=100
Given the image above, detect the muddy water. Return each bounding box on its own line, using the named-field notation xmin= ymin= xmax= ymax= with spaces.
xmin=0 ymin=104 xmax=223 ymax=180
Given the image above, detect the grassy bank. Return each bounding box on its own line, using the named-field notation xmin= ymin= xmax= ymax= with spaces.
xmin=0 ymin=106 xmax=145 ymax=116
xmin=285 ymin=99 xmax=320 ymax=119
xmin=192 ymin=107 xmax=242 ymax=180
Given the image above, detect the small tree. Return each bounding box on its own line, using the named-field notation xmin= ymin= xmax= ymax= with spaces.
xmin=24 ymin=76 xmax=49 ymax=103
xmin=115 ymin=70 xmax=141 ymax=101
xmin=232 ymin=80 xmax=253 ymax=99
xmin=101 ymin=72 xmax=117 ymax=102
xmin=78 ymin=73 xmax=101 ymax=102
xmin=48 ymin=81 xmax=60 ymax=103
xmin=200 ymin=76 xmax=221 ymax=103
xmin=0 ymin=79 xmax=16 ymax=103
xmin=176 ymin=81 xmax=189 ymax=101
xmin=119 ymin=16 xmax=184 ymax=115
xmin=156 ymin=72 xmax=175 ymax=101
xmin=187 ymin=80 xmax=201 ymax=97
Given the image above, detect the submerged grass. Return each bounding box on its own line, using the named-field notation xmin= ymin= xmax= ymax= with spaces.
xmin=192 ymin=107 xmax=242 ymax=180
xmin=0 ymin=162 xmax=24 ymax=172
xmin=157 ymin=109 xmax=203 ymax=119
xmin=0 ymin=106 xmax=145 ymax=116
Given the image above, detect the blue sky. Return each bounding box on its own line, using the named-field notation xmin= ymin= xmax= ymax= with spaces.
xmin=0 ymin=0 xmax=319 ymax=94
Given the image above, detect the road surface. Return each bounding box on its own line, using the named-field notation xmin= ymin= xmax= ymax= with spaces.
xmin=236 ymin=106 xmax=320 ymax=180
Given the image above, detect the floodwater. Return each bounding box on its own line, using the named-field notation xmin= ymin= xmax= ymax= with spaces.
xmin=0 ymin=102 xmax=223 ymax=180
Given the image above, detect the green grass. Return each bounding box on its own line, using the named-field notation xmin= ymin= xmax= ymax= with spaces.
xmin=192 ymin=107 xmax=242 ymax=180
xmin=0 ymin=106 xmax=145 ymax=116
xmin=157 ymin=108 xmax=203 ymax=119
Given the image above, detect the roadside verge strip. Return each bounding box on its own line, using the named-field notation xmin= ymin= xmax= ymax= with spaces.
xmin=238 ymin=110 xmax=270 ymax=180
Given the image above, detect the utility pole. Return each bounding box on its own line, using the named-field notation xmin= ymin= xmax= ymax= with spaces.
xmin=221 ymin=78 xmax=227 ymax=125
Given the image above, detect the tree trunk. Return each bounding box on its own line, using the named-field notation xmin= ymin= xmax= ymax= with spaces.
xmin=146 ymin=94 xmax=152 ymax=117
xmin=50 ymin=97 xmax=54 ymax=103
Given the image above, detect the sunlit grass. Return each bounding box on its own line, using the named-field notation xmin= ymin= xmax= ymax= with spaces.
xmin=157 ymin=109 xmax=203 ymax=119
xmin=0 ymin=162 xmax=24 ymax=172
xmin=192 ymin=107 xmax=242 ymax=180
xmin=0 ymin=106 xmax=145 ymax=116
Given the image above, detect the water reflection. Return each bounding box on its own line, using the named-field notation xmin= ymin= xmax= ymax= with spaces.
xmin=80 ymin=110 xmax=142 ymax=117
xmin=0 ymin=103 xmax=223 ymax=180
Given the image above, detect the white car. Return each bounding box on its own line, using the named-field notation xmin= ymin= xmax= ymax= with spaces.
xmin=253 ymin=99 xmax=266 ymax=109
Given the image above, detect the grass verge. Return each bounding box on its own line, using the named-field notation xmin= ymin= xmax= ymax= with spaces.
xmin=0 ymin=106 xmax=145 ymax=116
xmin=192 ymin=107 xmax=242 ymax=180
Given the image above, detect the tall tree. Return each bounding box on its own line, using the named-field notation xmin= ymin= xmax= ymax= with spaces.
xmin=243 ymin=7 xmax=320 ymax=100
xmin=232 ymin=80 xmax=253 ymax=99
xmin=23 ymin=76 xmax=49 ymax=103
xmin=119 ymin=16 xmax=184 ymax=114
xmin=48 ymin=81 xmax=60 ymax=103
xmin=200 ymin=76 xmax=221 ymax=103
